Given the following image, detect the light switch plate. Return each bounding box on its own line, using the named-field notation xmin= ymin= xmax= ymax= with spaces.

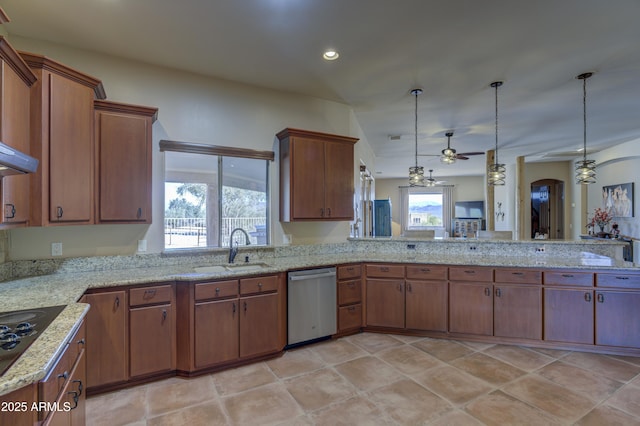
xmin=51 ymin=242 xmax=62 ymax=257
xmin=138 ymin=240 xmax=147 ymax=252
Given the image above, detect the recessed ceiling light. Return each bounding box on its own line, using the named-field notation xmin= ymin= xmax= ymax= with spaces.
xmin=323 ymin=49 xmax=339 ymax=61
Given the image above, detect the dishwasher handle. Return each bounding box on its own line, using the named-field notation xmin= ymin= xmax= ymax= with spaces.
xmin=289 ymin=271 xmax=337 ymax=281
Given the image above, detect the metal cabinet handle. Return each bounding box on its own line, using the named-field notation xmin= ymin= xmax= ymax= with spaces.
xmin=511 ymin=272 xmax=524 ymax=276
xmin=584 ymin=292 xmax=592 ymax=302
xmin=232 ymin=302 xmax=236 ymax=314
xmin=136 ymin=207 xmax=142 ymax=219
xmin=215 ymin=288 xmax=220 ymax=295
xmin=72 ymin=379 xmax=83 ymax=396
xmin=327 ymin=207 xmax=332 ymax=217
xmin=464 ymin=270 xmax=476 ymax=274
xmin=597 ymin=293 xmax=604 ymax=303
xmin=561 ymin=274 xmax=574 ymax=278
xmin=347 ymin=306 xmax=356 ymax=312
xmin=406 ymin=282 xmax=412 ymax=292
xmin=58 ymin=371 xmax=69 ymax=380
xmin=347 ymin=282 xmax=355 ymax=288
xmin=244 ymin=301 xmax=247 ymax=312
xmin=77 ymin=338 xmax=85 ymax=347
xmin=615 ymin=276 xmax=630 ymax=280
xmin=484 ymin=287 xmax=491 ymax=297
xmin=420 ymin=268 xmax=431 ymax=272
xmin=258 ymin=282 xmax=263 ymax=290
xmin=380 ymin=267 xmax=389 ymax=272
xmin=320 ymin=208 xmax=324 ymax=217
xmin=115 ymin=296 xmax=120 ymax=309
xmin=495 ymin=288 xmax=502 ymax=297
xmin=144 ymin=289 xmax=157 ymax=299
xmin=68 ymin=390 xmax=79 ymax=409
xmin=162 ymin=310 xmax=167 ymax=321
xmin=56 ymin=206 xmax=64 ymax=218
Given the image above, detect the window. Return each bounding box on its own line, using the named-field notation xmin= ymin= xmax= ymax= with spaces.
xmin=161 ymin=141 xmax=273 ymax=250
xmin=400 ymin=186 xmax=454 ymax=235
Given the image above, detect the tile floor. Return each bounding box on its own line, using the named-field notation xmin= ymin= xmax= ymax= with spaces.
xmin=86 ymin=333 xmax=640 ymax=425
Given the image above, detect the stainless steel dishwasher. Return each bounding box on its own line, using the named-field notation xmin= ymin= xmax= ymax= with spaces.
xmin=287 ymin=267 xmax=337 ymax=347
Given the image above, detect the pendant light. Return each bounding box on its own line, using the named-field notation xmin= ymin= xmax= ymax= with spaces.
xmin=575 ymin=72 xmax=596 ymax=184
xmin=408 ymin=88 xmax=425 ymax=187
xmin=487 ymin=81 xmax=506 ymax=186
xmin=441 ymin=132 xmax=457 ymax=164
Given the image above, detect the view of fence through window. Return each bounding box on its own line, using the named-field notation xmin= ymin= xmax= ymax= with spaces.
xmin=408 ymin=192 xmax=443 ymax=227
xmin=164 ymin=152 xmax=268 ymax=249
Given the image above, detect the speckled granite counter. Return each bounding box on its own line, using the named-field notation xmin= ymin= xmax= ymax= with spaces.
xmin=0 ymin=238 xmax=636 ymax=396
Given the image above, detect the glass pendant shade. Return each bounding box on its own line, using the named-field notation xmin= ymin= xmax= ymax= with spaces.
xmin=575 ymin=72 xmax=596 ymax=185
xmin=409 ymin=165 xmax=425 ymax=186
xmin=488 ymin=162 xmax=506 ymax=186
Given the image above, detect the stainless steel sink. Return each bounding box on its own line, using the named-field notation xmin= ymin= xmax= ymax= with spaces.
xmin=194 ymin=262 xmax=271 ymax=274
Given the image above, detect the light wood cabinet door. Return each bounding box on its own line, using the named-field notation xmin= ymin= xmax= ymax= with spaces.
xmin=129 ymin=304 xmax=175 ymax=377
xmin=494 ymin=284 xmax=542 ymax=340
xmin=596 ymin=290 xmax=640 ymax=348
xmin=324 ymin=140 xmax=354 ymax=220
xmin=449 ymin=282 xmax=493 ymax=336
xmin=239 ymin=293 xmax=280 ymax=358
xmin=366 ymin=279 xmax=405 ymax=328
xmin=48 ymin=73 xmax=94 ymax=224
xmin=194 ymin=299 xmax=239 ymax=368
xmin=95 ymin=101 xmax=156 ymax=223
xmin=84 ymin=291 xmax=128 ymax=388
xmin=544 ymin=287 xmax=594 ymax=344
xmin=405 ymin=280 xmax=448 ymax=332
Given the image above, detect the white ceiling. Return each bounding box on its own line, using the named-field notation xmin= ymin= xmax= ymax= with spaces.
xmin=3 ymin=0 xmax=640 ymax=179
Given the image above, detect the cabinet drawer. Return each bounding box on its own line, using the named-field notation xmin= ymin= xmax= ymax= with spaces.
xmin=406 ymin=265 xmax=447 ymax=280
xmin=39 ymin=341 xmax=74 ymax=410
xmin=337 ymin=264 xmax=362 ymax=280
xmin=240 ymin=275 xmax=279 ymax=295
xmin=339 ymin=304 xmax=362 ymax=331
xmin=130 ymin=284 xmax=173 ymax=307
xmin=365 ymin=264 xmax=404 ymax=278
xmin=338 ymin=279 xmax=362 ymax=305
xmin=449 ymin=266 xmax=493 ymax=282
xmin=596 ymin=273 xmax=640 ymax=289
xmin=195 ymin=280 xmax=238 ymax=301
xmin=495 ymin=269 xmax=542 ymax=284
xmin=544 ymin=271 xmax=593 ymax=287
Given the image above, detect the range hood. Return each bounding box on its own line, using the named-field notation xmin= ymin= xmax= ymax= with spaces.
xmin=0 ymin=141 xmax=38 ymax=177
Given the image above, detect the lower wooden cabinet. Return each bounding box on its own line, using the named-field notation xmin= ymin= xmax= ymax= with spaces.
xmin=544 ymin=287 xmax=594 ymax=344
xmin=239 ymin=293 xmax=280 ymax=358
xmin=337 ymin=264 xmax=362 ymax=333
xmin=194 ymin=298 xmax=239 ymax=368
xmin=494 ymin=284 xmax=542 ymax=340
xmin=84 ymin=290 xmax=128 ymax=389
xmin=0 ymin=384 xmax=36 ymax=426
xmin=449 ymin=281 xmax=493 ymax=336
xmin=129 ymin=304 xmax=175 ymax=377
xmin=405 ymin=280 xmax=447 ymax=332
xmin=595 ymin=290 xmax=640 ymax=348
xmin=366 ymin=278 xmax=405 ymax=328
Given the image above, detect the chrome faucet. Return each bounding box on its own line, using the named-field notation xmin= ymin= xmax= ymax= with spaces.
xmin=229 ymin=228 xmax=250 ymax=263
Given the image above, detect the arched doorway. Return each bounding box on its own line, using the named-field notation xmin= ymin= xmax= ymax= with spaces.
xmin=531 ymin=179 xmax=564 ymax=239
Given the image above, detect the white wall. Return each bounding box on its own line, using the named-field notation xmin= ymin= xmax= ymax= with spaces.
xmin=7 ymin=36 xmax=375 ymax=259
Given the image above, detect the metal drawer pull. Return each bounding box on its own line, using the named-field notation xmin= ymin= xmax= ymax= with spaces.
xmin=347 ymin=282 xmax=355 ymax=288
xmin=511 ymin=272 xmax=524 ymax=276
xmin=584 ymin=293 xmax=592 ymax=302
xmin=5 ymin=204 xmax=15 ymax=219
xmin=420 ymin=268 xmax=431 ymax=272
xmin=484 ymin=287 xmax=491 ymax=297
xmin=144 ymin=289 xmax=157 ymax=298
xmin=561 ymin=274 xmax=574 ymax=278
xmin=495 ymin=288 xmax=502 ymax=297
xmin=77 ymin=338 xmax=85 ymax=346
xmin=464 ymin=270 xmax=476 ymax=274
xmin=380 ymin=267 xmax=390 ymax=272
xmin=258 ymin=282 xmax=263 ymax=289
xmin=615 ymin=276 xmax=630 ymax=280
xmin=72 ymin=379 xmax=83 ymax=396
xmin=68 ymin=390 xmax=79 ymax=409
xmin=215 ymin=288 xmax=220 ymax=295
xmin=58 ymin=371 xmax=69 ymax=380
xmin=597 ymin=293 xmax=605 ymax=303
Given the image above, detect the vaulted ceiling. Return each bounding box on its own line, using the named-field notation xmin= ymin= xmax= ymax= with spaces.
xmin=4 ymin=0 xmax=639 ymax=178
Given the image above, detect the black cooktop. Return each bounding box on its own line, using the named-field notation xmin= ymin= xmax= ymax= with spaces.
xmin=0 ymin=305 xmax=66 ymax=376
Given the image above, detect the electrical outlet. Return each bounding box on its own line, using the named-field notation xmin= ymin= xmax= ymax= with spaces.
xmin=51 ymin=242 xmax=62 ymax=257
xmin=407 ymin=244 xmax=416 ymax=250
xmin=137 ymin=240 xmax=147 ymax=252
xmin=469 ymin=246 xmax=477 ymax=251
xmin=535 ymin=246 xmax=546 ymax=253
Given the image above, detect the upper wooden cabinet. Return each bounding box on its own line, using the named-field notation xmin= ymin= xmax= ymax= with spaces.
xmin=94 ymin=100 xmax=157 ymax=223
xmin=0 ymin=37 xmax=37 ymax=228
xmin=20 ymin=51 xmax=106 ymax=226
xmin=277 ymin=128 xmax=358 ymax=221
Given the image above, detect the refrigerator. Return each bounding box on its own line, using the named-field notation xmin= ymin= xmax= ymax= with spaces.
xmin=373 ymin=199 xmax=392 ymax=237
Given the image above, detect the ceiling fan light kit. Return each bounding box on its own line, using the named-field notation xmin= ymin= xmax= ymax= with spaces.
xmin=575 ymin=72 xmax=597 ymax=184
xmin=441 ymin=131 xmax=457 ymax=164
xmin=488 ymin=81 xmax=506 ymax=186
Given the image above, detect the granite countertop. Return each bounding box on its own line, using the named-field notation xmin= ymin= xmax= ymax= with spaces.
xmin=0 ymin=249 xmax=636 ymax=396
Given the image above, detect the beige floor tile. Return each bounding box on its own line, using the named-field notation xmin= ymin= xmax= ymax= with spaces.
xmin=310 ymin=338 xmax=367 ymax=365
xmin=212 ymin=362 xmax=277 ymax=396
xmin=450 ymin=352 xmax=526 ymax=385
xmin=465 ymin=390 xmax=564 ymax=426
xmin=502 ymin=375 xmax=597 ymax=422
xmin=608 ymin=354 xmax=640 ymax=367
xmin=147 ymin=400 xmax=228 ymax=426
xmin=283 ymin=367 xmax=357 ymax=411
xmin=414 ymin=364 xmax=493 ymax=405
xmin=429 ymin=409 xmax=485 ymax=426
xmin=390 ymin=334 xmax=428 ymax=344
xmin=266 ymin=347 xmax=325 ymax=379
xmin=377 ymin=344 xmax=442 ymax=375
xmin=334 ymin=355 xmax=405 ymax=391
xmin=575 ymin=404 xmax=640 ymax=426
xmin=366 ymin=379 xmax=451 ymax=424
xmin=562 ymin=352 xmax=640 ymax=382
xmin=536 ymin=360 xmax=623 ymax=401
xmin=146 ymin=375 xmax=217 ymax=417
xmin=86 ymin=386 xmax=148 ymax=426
xmin=310 ymin=396 xmax=391 ymax=426
xmin=458 ymin=340 xmax=496 ymax=351
xmin=222 ymin=382 xmax=301 ymax=425
xmin=346 ymin=332 xmax=404 ymax=353
xmin=412 ymin=337 xmax=475 ymax=362
xmin=528 ymin=346 xmax=572 ymax=359
xmin=606 ymin=384 xmax=640 ymax=417
xmin=483 ymin=345 xmax=554 ymax=371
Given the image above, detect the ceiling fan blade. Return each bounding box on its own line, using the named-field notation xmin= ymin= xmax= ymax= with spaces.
xmin=417 ymin=154 xmax=440 ymax=157
xmin=456 ymin=152 xmax=485 ymax=157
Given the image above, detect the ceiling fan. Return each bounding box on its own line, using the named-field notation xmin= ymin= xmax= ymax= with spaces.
xmin=418 ymin=131 xmax=485 ymax=161
xmin=424 ymin=169 xmax=447 ymax=186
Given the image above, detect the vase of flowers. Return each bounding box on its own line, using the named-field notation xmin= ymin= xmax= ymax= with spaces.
xmin=588 ymin=207 xmax=613 ymax=237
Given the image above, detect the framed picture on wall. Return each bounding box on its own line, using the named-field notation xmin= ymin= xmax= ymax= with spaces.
xmin=602 ymin=182 xmax=634 ymax=217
